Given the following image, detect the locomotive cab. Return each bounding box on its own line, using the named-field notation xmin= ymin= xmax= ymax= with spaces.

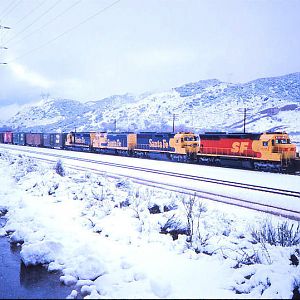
xmin=258 ymin=132 xmax=297 ymax=162
xmin=65 ymin=132 xmax=75 ymax=145
xmin=171 ymin=132 xmax=200 ymax=156
xmin=270 ymin=133 xmax=296 ymax=160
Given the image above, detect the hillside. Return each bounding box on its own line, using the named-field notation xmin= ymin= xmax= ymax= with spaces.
xmin=2 ymin=72 xmax=300 ymax=145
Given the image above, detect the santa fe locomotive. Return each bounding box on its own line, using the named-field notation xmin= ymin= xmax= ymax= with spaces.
xmin=0 ymin=130 xmax=299 ymax=173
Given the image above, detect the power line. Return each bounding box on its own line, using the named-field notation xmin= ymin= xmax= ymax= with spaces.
xmin=0 ymin=0 xmax=20 ymax=42
xmin=12 ymin=0 xmax=47 ymax=27
xmin=7 ymin=0 xmax=82 ymax=47
xmin=0 ymin=0 xmax=21 ymax=20
xmin=1 ymin=1 xmax=46 ymax=43
xmin=6 ymin=0 xmax=121 ymax=64
xmin=0 ymin=0 xmax=16 ymax=19
xmin=5 ymin=0 xmax=62 ymax=44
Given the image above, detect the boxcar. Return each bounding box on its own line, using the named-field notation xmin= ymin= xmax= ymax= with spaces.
xmin=3 ymin=132 xmax=13 ymax=144
xmin=43 ymin=133 xmax=64 ymax=148
xmin=13 ymin=132 xmax=26 ymax=145
xmin=25 ymin=133 xmax=43 ymax=147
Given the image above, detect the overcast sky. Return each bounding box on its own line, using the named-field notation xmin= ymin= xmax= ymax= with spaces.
xmin=0 ymin=0 xmax=300 ymax=110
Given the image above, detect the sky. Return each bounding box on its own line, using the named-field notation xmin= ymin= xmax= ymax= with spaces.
xmin=1 ymin=143 xmax=300 ymax=298
xmin=0 ymin=0 xmax=300 ymax=110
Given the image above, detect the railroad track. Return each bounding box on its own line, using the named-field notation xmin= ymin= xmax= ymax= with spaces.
xmin=1 ymin=144 xmax=300 ymax=220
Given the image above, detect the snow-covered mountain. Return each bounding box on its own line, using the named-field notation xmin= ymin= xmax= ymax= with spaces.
xmin=2 ymin=72 xmax=300 ymax=143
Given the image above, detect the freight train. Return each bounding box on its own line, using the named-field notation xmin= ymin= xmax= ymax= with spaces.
xmin=0 ymin=130 xmax=299 ymax=173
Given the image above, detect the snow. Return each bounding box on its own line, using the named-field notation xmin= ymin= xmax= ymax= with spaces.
xmin=0 ymin=149 xmax=300 ymax=299
xmin=3 ymin=73 xmax=300 ymax=141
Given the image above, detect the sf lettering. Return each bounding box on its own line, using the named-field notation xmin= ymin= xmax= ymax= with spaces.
xmin=231 ymin=142 xmax=249 ymax=153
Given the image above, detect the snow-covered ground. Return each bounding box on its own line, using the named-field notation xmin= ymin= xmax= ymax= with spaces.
xmin=1 ymin=149 xmax=300 ymax=299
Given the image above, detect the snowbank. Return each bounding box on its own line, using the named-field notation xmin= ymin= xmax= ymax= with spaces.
xmin=0 ymin=150 xmax=300 ymax=299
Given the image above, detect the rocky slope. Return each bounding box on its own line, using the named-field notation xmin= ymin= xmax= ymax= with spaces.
xmin=2 ymin=72 xmax=300 ymax=144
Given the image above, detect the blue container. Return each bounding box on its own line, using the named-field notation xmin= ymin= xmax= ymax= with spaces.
xmin=43 ymin=133 xmax=52 ymax=148
xmin=107 ymin=133 xmax=129 ymax=148
xmin=73 ymin=132 xmax=91 ymax=146
xmin=64 ymin=132 xmax=91 ymax=151
xmin=43 ymin=133 xmax=64 ymax=148
xmin=136 ymin=132 xmax=175 ymax=151
xmin=13 ymin=132 xmax=26 ymax=145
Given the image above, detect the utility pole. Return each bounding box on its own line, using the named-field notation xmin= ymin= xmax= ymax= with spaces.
xmin=172 ymin=114 xmax=179 ymax=133
xmin=114 ymin=119 xmax=117 ymax=132
xmin=243 ymin=108 xmax=246 ymax=133
xmin=172 ymin=114 xmax=175 ymax=133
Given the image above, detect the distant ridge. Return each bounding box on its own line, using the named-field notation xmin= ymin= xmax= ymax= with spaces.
xmin=1 ymin=72 xmax=299 ymax=147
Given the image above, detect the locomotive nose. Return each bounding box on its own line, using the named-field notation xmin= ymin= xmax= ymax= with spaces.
xmin=282 ymin=145 xmax=297 ymax=159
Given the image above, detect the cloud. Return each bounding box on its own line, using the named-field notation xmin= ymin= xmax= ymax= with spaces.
xmin=9 ymin=62 xmax=53 ymax=89
xmin=0 ymin=103 xmax=23 ymax=121
xmin=127 ymin=47 xmax=196 ymax=70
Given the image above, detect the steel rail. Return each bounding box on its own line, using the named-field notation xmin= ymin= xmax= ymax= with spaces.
xmin=30 ymin=155 xmax=300 ymax=221
xmin=2 ymin=144 xmax=298 ymax=221
xmin=2 ymin=145 xmax=299 ymax=198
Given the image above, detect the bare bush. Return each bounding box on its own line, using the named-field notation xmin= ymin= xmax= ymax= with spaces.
xmin=160 ymin=214 xmax=187 ymax=240
xmin=181 ymin=194 xmax=209 ymax=251
xmin=129 ymin=188 xmax=149 ymax=220
xmin=251 ymin=220 xmax=300 ymax=247
xmin=182 ymin=194 xmax=196 ymax=240
xmin=54 ymin=159 xmax=65 ymax=177
xmin=234 ymin=248 xmax=262 ymax=268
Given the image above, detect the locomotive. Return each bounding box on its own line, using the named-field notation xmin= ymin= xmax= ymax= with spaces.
xmin=197 ymin=131 xmax=297 ymax=172
xmin=0 ymin=130 xmax=299 ymax=173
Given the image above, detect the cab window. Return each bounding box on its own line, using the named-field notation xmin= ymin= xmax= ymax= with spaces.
xmin=281 ymin=139 xmax=289 ymax=144
xmin=184 ymin=137 xmax=196 ymax=141
xmin=275 ymin=139 xmax=288 ymax=144
xmin=263 ymin=141 xmax=268 ymax=147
